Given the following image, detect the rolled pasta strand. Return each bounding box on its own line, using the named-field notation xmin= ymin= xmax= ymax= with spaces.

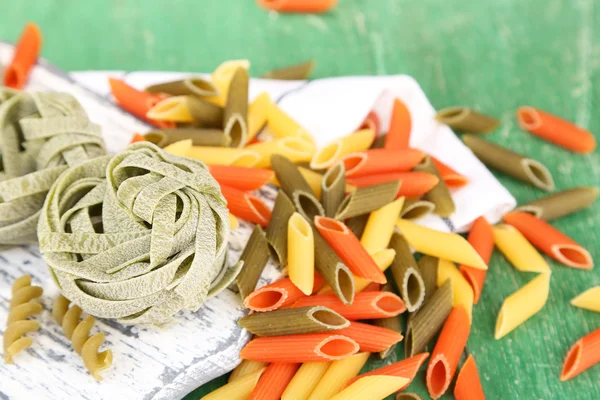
xmin=3 ymin=23 xmax=42 ymax=89
xmin=311 ymin=129 xmax=375 ymax=170
xmin=384 ymin=98 xmax=412 ymax=150
xmin=145 ymin=77 xmax=219 ymax=98
xmin=463 ymin=134 xmax=555 ymax=191
xmin=459 ymin=216 xmax=494 ymax=304
xmin=399 ymin=198 xmax=436 ymax=220
xmin=248 ymin=137 xmax=316 ymax=168
xmin=282 ymin=361 xmax=331 ymax=400
xmin=223 ymin=67 xmax=249 ymax=147
xmin=288 ymin=212 xmax=315 ymax=295
xmin=329 ymin=375 xmax=409 ymax=400
xmin=360 ymin=197 xmax=405 ymax=254
xmin=262 ymin=60 xmax=315 ymax=80
xmin=435 ymin=106 xmax=499 ymax=134
xmin=570 ymin=287 xmax=600 ymax=313
xmin=389 ymin=232 xmax=426 ymax=312
xmin=560 ymin=328 xmax=600 ymax=381
xmin=322 ymin=162 xmax=347 ymax=217
xmin=414 ymin=156 xmax=455 ymax=217
xmin=340 ymin=148 xmax=425 ymax=178
xmin=307 ymin=352 xmax=370 ymax=400
xmin=492 ymin=224 xmax=551 ymax=273
xmin=514 ymin=187 xmax=599 ymax=221
xmin=437 ymin=260 xmax=474 ymax=321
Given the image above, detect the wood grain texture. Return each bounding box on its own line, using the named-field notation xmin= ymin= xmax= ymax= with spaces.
xmin=1 ymin=0 xmax=599 ymax=399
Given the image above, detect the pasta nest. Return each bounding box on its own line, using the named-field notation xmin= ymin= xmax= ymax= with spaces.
xmin=0 ymin=89 xmax=106 ymax=246
xmin=38 ymin=142 xmax=233 ymax=325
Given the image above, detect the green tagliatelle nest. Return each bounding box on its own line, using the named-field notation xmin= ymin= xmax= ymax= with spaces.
xmin=0 ymin=89 xmax=105 ymax=245
xmin=38 ymin=142 xmax=239 ymax=325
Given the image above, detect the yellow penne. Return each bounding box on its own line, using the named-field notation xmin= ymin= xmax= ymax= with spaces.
xmin=282 ymin=362 xmax=331 ymax=400
xmin=228 ymin=360 xmax=268 ymax=383
xmin=163 ymin=139 xmax=193 ymax=157
xmin=187 ymin=146 xmax=261 ymax=167
xmin=329 ymin=375 xmax=410 ymax=400
xmin=207 ymin=59 xmax=250 ymax=106
xmin=571 ymin=286 xmax=600 ymax=312
xmin=200 ymin=367 xmax=265 ymax=400
xmin=146 ymin=96 xmax=193 ymax=122
xmin=311 ymin=129 xmax=375 ymax=170
xmin=248 ymin=92 xmax=272 ymax=140
xmin=268 ymin=103 xmax=315 ymax=143
xmin=395 ymin=219 xmax=487 ymax=270
xmin=248 ymin=137 xmax=316 ymax=168
xmin=228 ymin=213 xmax=239 ymax=231
xmin=493 ymin=224 xmax=551 ymax=273
xmin=361 ymin=197 xmax=405 ymax=254
xmin=271 ymin=167 xmax=356 ymax=201
xmin=495 ymin=273 xmax=551 ymax=340
xmin=437 ymin=259 xmax=475 ymax=321
xmin=307 ymin=352 xmax=370 ymax=400
xmin=288 ymin=213 xmax=315 ymax=296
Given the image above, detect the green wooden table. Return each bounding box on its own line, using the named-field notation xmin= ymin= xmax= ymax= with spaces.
xmin=3 ymin=0 xmax=599 ymax=398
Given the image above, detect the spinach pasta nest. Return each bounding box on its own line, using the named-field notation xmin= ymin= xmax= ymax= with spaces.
xmin=38 ymin=141 xmax=235 ymax=325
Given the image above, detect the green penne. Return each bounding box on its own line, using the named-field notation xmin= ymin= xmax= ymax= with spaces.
xmin=404 ymin=280 xmax=452 ymax=357
xmin=224 ymin=67 xmax=249 ymax=148
xmin=371 ymin=133 xmax=387 ymax=149
xmin=436 ymin=106 xmax=499 ymax=134
xmin=396 ymin=393 xmax=424 ymax=400
xmin=271 ymin=154 xmax=316 ymax=199
xmin=321 ymin=162 xmax=346 ymax=218
xmin=261 ymin=60 xmax=315 ymax=80
xmin=399 ymin=198 xmax=436 ymax=220
xmin=414 ymin=156 xmax=455 ymax=217
xmin=463 ymin=134 xmax=555 ymax=191
xmin=515 ymin=187 xmax=599 ymax=221
xmin=265 ymin=191 xmax=296 ymax=266
xmin=143 ymin=131 xmax=170 ymax=148
xmin=345 ymin=214 xmax=369 ymax=238
xmin=293 ymin=190 xmax=325 ymax=222
xmin=146 ymin=128 xmax=230 ymax=148
xmin=235 ymin=225 xmax=270 ymax=300
xmin=389 ymin=233 xmax=425 ymax=313
xmin=335 ymin=180 xmax=400 ymax=220
xmin=185 ymin=96 xmax=224 ymax=128
xmin=373 ymin=283 xmax=403 ymax=359
xmin=145 ymin=77 xmax=219 ymax=98
xmin=313 ymin=228 xmax=355 ymax=305
xmin=417 ymin=255 xmax=439 ymax=305
xmin=238 ymin=305 xmax=349 ymax=336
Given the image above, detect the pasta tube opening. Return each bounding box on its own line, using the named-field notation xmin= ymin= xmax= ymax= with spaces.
xmin=341 ymin=153 xmax=367 ymax=175
xmin=225 ymin=114 xmax=247 ymax=149
xmin=186 ymin=78 xmax=219 ymax=97
xmin=374 ymin=293 xmax=407 ymax=316
xmin=231 ymin=150 xmax=262 ymax=167
xmin=552 ymin=244 xmax=593 ymax=269
xmin=336 ymin=266 xmax=355 ymax=305
xmin=404 ymin=269 xmax=426 ymax=310
xmin=311 ymin=142 xmax=342 ymax=169
xmin=293 ymin=191 xmax=325 ymax=221
xmin=310 ymin=307 xmax=349 ymax=329
xmin=316 ymin=335 xmax=359 ymax=360
xmin=400 ymin=199 xmax=436 ymax=219
xmin=514 ymin=204 xmax=543 ymax=218
xmin=520 ymin=159 xmax=555 ymax=191
xmin=428 ymin=355 xmax=451 ymax=398
xmin=244 ymin=288 xmax=286 ymax=311
xmin=560 ymin=342 xmax=582 ymax=381
xmin=517 ymin=106 xmax=542 ymax=130
xmin=147 ymin=97 xmax=191 ymax=122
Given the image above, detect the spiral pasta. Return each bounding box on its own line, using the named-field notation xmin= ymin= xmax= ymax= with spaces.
xmin=4 ymin=275 xmax=43 ymax=364
xmin=0 ymin=90 xmax=105 ymax=246
xmin=53 ymin=294 xmax=113 ymax=380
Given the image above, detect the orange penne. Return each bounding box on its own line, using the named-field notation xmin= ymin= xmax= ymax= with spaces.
xmin=249 ymin=363 xmax=300 ymax=400
xmin=292 ymin=292 xmax=406 ymax=320
xmin=108 ymin=78 xmax=174 ymax=128
xmin=335 ymin=321 xmax=403 ymax=352
xmin=257 ymin=0 xmax=338 ymax=13
xmin=220 ymin=185 xmax=272 ymax=227
xmin=208 ymin=165 xmax=274 ymax=191
xmin=358 ymin=111 xmax=381 ymax=134
xmin=240 ymin=333 xmax=359 ymax=363
xmin=362 ymin=282 xmax=381 ymax=292
xmin=431 ymin=156 xmax=469 ymax=188
xmin=244 ymin=274 xmax=324 ymax=312
xmin=517 ymin=107 xmax=596 ymax=154
xmin=459 ymin=217 xmax=494 ymax=303
xmin=384 ymin=99 xmax=412 ymax=150
xmin=503 ymin=212 xmax=593 ymax=270
xmin=347 ymin=172 xmax=439 ymax=198
xmin=426 ymin=306 xmax=471 ymax=399
xmin=130 ymin=133 xmax=146 ymax=143
xmin=561 ymin=327 xmax=600 ymax=381
xmin=3 ymin=23 xmax=42 ymax=89
xmin=454 ymin=355 xmax=486 ymax=400
xmin=340 ymin=149 xmax=426 ymax=178
xmin=345 ymin=352 xmax=429 ymax=391
xmin=314 ymin=217 xmax=387 ymax=284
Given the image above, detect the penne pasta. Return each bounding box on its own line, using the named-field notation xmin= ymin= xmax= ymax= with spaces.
xmin=463 ymin=134 xmax=555 ymax=191
xmin=335 ymin=181 xmax=401 ymax=220
xmin=208 ymin=59 xmax=250 ymax=106
xmin=109 ymin=78 xmax=174 ymax=128
xmin=147 ymin=95 xmax=223 ymax=127
xmin=435 ymin=106 xmax=499 ymax=134
xmin=358 ymin=111 xmax=380 ymax=134
xmin=288 ymin=213 xmax=315 ymax=295
xmin=248 ymin=92 xmax=272 ymax=140
xmin=315 ymin=216 xmax=387 ymax=284
xmin=418 ymin=255 xmax=439 ymax=306
xmin=437 ymin=260 xmax=474 ymax=321
xmin=430 ymin=156 xmax=469 ymax=188
xmin=266 ymin=191 xmax=296 ymax=265
xmin=307 ymin=352 xmax=371 ymax=400
xmin=240 ymin=332 xmax=359 ymax=363
xmin=341 ymin=149 xmax=425 ymax=178
xmin=492 ymin=224 xmax=551 ymax=273
xmin=271 ymin=166 xmax=337 ymax=200
xmin=397 ymin=394 xmax=424 ymax=400
xmin=239 ymin=306 xmax=349 ymax=336
xmin=371 ymin=133 xmax=387 ymax=149
xmin=322 ymin=162 xmax=347 ymax=217
xmin=384 ymin=99 xmax=412 ymax=150
xmin=236 ymin=226 xmax=271 ymax=300
xmin=145 ymin=77 xmax=219 ymax=98
xmin=267 ymin=103 xmax=314 ymax=143
xmin=229 ymin=213 xmax=240 ymax=230
xmin=347 ymin=172 xmax=439 ymax=199
xmin=201 ymin=367 xmax=266 ymax=400
xmin=503 ymin=212 xmax=593 ymax=270
xmin=399 ymin=198 xmax=436 ymax=220
xmin=405 ymin=280 xmax=452 ymax=357
xmin=514 ymin=187 xmax=599 ymax=221
xmin=454 ymin=355 xmax=486 ymax=400
xmin=517 ymin=106 xmax=596 ymax=153
xmin=311 ymin=129 xmax=375 ymax=170
xmin=293 ymin=190 xmax=325 ymax=222
xmin=329 ymin=375 xmax=409 ymax=400
xmin=147 ymin=128 xmax=230 ymax=147
xmin=414 ymin=156 xmax=455 ymax=217
xmin=361 ymin=197 xmax=405 ymax=254
xmin=220 ymin=185 xmax=272 ymax=227
xmin=262 ymin=60 xmax=315 ymax=80
xmin=372 ymin=288 xmax=403 ymax=359
xmin=459 ymin=216 xmax=494 ymax=303
xmin=426 ymin=306 xmax=471 ymax=399
xmin=312 ymin=229 xmax=355 ymax=305
xmin=187 ymin=145 xmax=262 ymax=167
xmin=223 ymin=67 xmax=249 ymax=147
xmin=560 ymin=328 xmax=600 ymax=381
xmin=131 ymin=132 xmax=148 ymax=144
xmin=244 ymin=274 xmax=324 ymax=312
xmin=570 ymin=287 xmax=600 ymax=313
xmin=389 ymin=232 xmax=426 ymax=312
xmin=396 ymin=219 xmax=488 ymax=270
xmin=336 ymin=321 xmax=403 ymax=353
xmin=271 ymin=154 xmax=316 ymax=198
xmin=208 ymin=165 xmax=274 ymax=191
xmin=163 ymin=139 xmax=192 ymax=157
xmin=4 ymin=23 xmax=42 ymax=89
xmin=292 ymin=291 xmax=406 ymax=320
xmin=248 ymin=137 xmax=316 ymax=168
xmin=346 ymin=214 xmax=369 ymax=239
xmin=258 ymin=0 xmax=339 ymax=13
xmin=346 ymin=352 xmax=429 ymax=391
xmin=282 ymin=362 xmax=331 ymax=400
xmin=495 ymin=273 xmax=551 ymax=339
xmin=229 ymin=360 xmax=268 ymax=383
xmin=249 ymin=363 xmax=300 ymax=400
